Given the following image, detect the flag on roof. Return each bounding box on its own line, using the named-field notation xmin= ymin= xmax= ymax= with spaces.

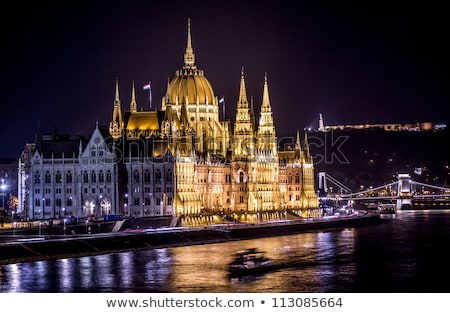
xmin=143 ymin=83 xmax=151 ymax=90
xmin=219 ymin=96 xmax=225 ymax=104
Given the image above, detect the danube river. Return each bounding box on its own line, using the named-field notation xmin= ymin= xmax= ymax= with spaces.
xmin=1 ymin=209 xmax=449 ymax=292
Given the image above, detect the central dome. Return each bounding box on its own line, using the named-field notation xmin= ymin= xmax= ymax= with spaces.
xmin=167 ymin=68 xmax=216 ymax=105
xmin=164 ymin=19 xmax=216 ymax=106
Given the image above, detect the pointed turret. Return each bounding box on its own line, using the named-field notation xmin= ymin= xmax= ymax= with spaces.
xmin=261 ymin=73 xmax=272 ymax=113
xmin=257 ymin=73 xmax=277 ymax=154
xmin=294 ymin=130 xmax=302 ymax=160
xmin=130 ymin=81 xmax=137 ymax=113
xmin=183 ymin=18 xmax=196 ymax=69
xmin=238 ymin=67 xmax=248 ymax=107
xmin=295 ymin=130 xmax=301 ymax=150
xmin=234 ymin=68 xmax=253 ymax=133
xmin=180 ymin=103 xmax=189 ymax=130
xmin=113 ymin=78 xmax=122 ymax=119
xmin=109 ymin=78 xmax=124 ymax=139
xmin=78 ymin=139 xmax=83 ymax=156
xmin=233 ymin=68 xmax=255 ymax=158
xmin=164 ymin=77 xmax=173 ymax=122
xmin=303 ymin=131 xmax=312 ymax=164
xmin=165 ymin=76 xmax=171 ymax=104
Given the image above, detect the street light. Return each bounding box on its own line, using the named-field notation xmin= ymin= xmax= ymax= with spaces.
xmin=1 ymin=179 xmax=6 ymax=211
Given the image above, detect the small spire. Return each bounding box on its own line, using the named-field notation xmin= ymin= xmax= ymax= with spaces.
xmin=114 ymin=78 xmax=120 ymax=106
xmin=180 ymin=103 xmax=189 ymax=129
xmin=303 ymin=131 xmax=311 ymax=162
xmin=295 ymin=130 xmax=301 ymax=150
xmin=165 ymin=76 xmax=171 ymax=104
xmin=261 ymin=72 xmax=271 ymax=112
xmin=184 ymin=18 xmax=196 ymax=68
xmin=112 ymin=78 xmax=123 ymax=124
xmin=238 ymin=66 xmax=248 ymax=107
xmin=79 ymin=139 xmax=83 ymax=155
xmin=130 ymin=81 xmax=137 ymax=112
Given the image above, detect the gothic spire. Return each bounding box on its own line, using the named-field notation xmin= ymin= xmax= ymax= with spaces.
xmin=303 ymin=131 xmax=311 ymax=163
xmin=112 ymin=78 xmax=122 ymax=124
xmin=114 ymin=78 xmax=120 ymax=107
xmin=184 ymin=18 xmax=196 ymax=68
xmin=130 ymin=81 xmax=137 ymax=112
xmin=295 ymin=130 xmax=301 ymax=151
xmin=109 ymin=78 xmax=124 ymax=139
xmin=261 ymin=72 xmax=272 ymax=113
xmin=166 ymin=76 xmax=171 ymax=103
xmin=238 ymin=67 xmax=248 ymax=108
xmin=257 ymin=73 xmax=277 ymax=155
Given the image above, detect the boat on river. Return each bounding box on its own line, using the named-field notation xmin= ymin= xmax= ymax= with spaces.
xmin=378 ymin=203 xmax=396 ymax=214
xmin=228 ymin=248 xmax=275 ymax=277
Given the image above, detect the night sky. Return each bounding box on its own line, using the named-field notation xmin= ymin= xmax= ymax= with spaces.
xmin=1 ymin=1 xmax=448 ymax=158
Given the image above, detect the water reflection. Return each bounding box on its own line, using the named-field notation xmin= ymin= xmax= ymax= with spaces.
xmin=1 ymin=210 xmax=449 ymax=292
xmin=0 ymin=230 xmax=356 ymax=292
xmin=0 ymin=248 xmax=174 ymax=292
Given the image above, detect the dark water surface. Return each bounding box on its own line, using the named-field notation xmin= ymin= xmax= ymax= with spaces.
xmin=1 ymin=209 xmax=449 ymax=292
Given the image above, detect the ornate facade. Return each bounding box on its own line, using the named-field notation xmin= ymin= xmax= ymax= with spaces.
xmin=21 ymin=124 xmax=119 ymax=221
xmin=109 ymin=19 xmax=319 ymax=222
xmin=18 ymin=20 xmax=319 ymax=223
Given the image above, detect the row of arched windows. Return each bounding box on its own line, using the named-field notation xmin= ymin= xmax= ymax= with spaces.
xmin=34 ymin=170 xmax=113 ymax=184
xmin=82 ymin=170 xmax=112 ymax=183
xmin=132 ymin=169 xmax=173 ymax=183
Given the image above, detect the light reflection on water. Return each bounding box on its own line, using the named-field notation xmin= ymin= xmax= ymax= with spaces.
xmin=0 ymin=230 xmax=357 ymax=292
xmin=1 ymin=210 xmax=449 ymax=292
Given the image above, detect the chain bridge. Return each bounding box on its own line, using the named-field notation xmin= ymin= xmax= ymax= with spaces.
xmin=318 ymin=172 xmax=450 ymax=210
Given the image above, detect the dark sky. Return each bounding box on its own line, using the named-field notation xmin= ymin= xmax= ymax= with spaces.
xmin=1 ymin=0 xmax=448 ymax=158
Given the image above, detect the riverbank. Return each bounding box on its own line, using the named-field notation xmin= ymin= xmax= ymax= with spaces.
xmin=0 ymin=213 xmax=382 ymax=265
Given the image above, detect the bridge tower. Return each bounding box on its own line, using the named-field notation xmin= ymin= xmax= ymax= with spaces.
xmin=396 ymin=174 xmax=413 ymax=210
xmin=318 ymin=172 xmax=327 ymax=196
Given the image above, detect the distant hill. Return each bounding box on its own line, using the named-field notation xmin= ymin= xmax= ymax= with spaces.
xmin=308 ymin=128 xmax=450 ymax=191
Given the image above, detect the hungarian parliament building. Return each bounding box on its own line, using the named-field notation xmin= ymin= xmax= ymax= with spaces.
xmin=18 ymin=20 xmax=319 ymax=225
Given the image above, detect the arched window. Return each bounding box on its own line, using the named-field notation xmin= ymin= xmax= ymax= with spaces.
xmin=34 ymin=171 xmax=41 ymax=184
xmin=133 ymin=170 xmax=140 ymax=183
xmin=239 ymin=172 xmax=244 ymax=183
xmin=55 ymin=171 xmax=62 ymax=184
xmin=45 ymin=171 xmax=51 ymax=184
xmin=166 ymin=169 xmax=172 ymax=182
xmin=91 ymin=170 xmax=96 ymax=183
xmin=83 ymin=171 xmax=89 ymax=183
xmin=295 ymin=173 xmax=300 ymax=184
xmin=106 ymin=170 xmax=112 ymax=183
xmin=144 ymin=170 xmax=151 ymax=183
xmin=66 ymin=171 xmax=72 ymax=184
xmin=98 ymin=170 xmax=104 ymax=183
xmin=155 ymin=169 xmax=161 ymax=183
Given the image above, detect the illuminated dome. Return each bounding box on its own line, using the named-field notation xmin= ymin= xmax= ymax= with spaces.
xmin=164 ymin=19 xmax=216 ymax=106
xmin=167 ymin=68 xmax=215 ymax=104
